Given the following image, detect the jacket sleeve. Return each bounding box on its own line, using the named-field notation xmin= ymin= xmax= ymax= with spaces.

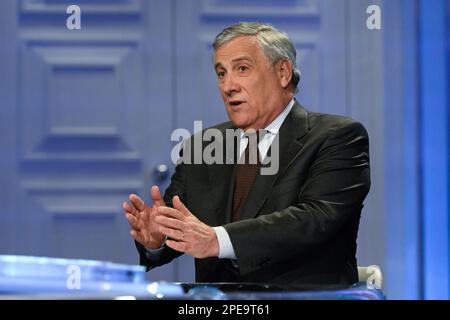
xmin=223 ymin=120 xmax=371 ymax=276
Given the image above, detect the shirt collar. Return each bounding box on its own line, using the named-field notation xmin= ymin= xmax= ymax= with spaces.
xmin=239 ymin=98 xmax=295 ymax=139
xmin=264 ymin=98 xmax=295 ymax=135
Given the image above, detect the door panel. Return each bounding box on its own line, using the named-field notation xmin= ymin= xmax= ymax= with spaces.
xmin=0 ymin=0 xmax=176 ymax=281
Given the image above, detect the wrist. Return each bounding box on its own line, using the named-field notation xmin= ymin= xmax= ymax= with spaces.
xmin=147 ymin=236 xmax=165 ymax=249
xmin=146 ymin=242 xmax=163 ymax=250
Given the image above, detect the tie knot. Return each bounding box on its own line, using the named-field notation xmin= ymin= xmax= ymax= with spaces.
xmin=240 ymin=129 xmax=266 ymax=165
xmin=244 ymin=129 xmax=266 ymax=144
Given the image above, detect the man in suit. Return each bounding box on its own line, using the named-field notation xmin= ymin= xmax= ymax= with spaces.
xmin=123 ymin=22 xmax=370 ymax=286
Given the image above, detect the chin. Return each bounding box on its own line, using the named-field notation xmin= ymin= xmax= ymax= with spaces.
xmin=229 ymin=117 xmax=249 ymax=130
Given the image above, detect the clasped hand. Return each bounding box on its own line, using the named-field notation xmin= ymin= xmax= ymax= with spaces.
xmin=122 ymin=186 xmax=219 ymax=259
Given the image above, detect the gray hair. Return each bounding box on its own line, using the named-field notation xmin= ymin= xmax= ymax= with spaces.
xmin=213 ymin=22 xmax=300 ymax=93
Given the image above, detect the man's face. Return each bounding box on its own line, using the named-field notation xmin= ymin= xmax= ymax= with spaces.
xmin=214 ymin=36 xmax=289 ymax=131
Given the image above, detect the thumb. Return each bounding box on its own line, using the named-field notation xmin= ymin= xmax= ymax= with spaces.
xmin=150 ymin=185 xmax=165 ymax=207
xmin=172 ymin=195 xmax=190 ymax=216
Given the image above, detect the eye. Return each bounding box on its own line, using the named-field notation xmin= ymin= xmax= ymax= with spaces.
xmin=238 ymin=65 xmax=248 ymax=72
xmin=217 ymin=71 xmax=226 ymax=79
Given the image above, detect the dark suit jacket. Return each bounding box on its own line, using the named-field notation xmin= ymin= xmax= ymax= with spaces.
xmin=136 ymin=101 xmax=370 ymax=286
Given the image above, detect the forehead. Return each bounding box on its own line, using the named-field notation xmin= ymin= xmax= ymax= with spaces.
xmin=214 ymin=35 xmax=264 ymax=64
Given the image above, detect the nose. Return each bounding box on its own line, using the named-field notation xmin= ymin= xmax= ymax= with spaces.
xmin=221 ymin=75 xmax=240 ymax=97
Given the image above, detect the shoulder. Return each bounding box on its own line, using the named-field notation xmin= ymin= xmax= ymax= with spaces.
xmin=307 ymin=110 xmax=368 ymax=139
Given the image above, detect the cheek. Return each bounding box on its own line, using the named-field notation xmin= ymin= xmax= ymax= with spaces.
xmin=219 ymin=86 xmax=226 ymax=98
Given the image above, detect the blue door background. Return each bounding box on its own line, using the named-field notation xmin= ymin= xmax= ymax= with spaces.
xmin=0 ymin=0 xmax=448 ymax=299
xmin=0 ymin=0 xmax=178 ymax=282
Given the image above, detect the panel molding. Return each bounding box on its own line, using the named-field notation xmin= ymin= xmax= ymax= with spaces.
xmin=18 ymin=37 xmax=142 ymax=163
xmin=23 ymin=180 xmax=143 ymax=192
xmin=290 ymin=37 xmax=320 ymax=112
xmin=24 ymin=180 xmax=142 ymax=219
xmin=200 ymin=0 xmax=320 ymax=19
xmin=20 ymin=0 xmax=141 ymax=15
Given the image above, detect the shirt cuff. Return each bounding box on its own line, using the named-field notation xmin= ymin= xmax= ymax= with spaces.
xmin=145 ymin=239 xmax=166 ymax=260
xmin=213 ymin=226 xmax=237 ymax=260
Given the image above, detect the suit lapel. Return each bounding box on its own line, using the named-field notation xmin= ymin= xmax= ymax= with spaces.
xmin=238 ymin=101 xmax=309 ymax=221
xmin=206 ymin=123 xmax=237 ymax=226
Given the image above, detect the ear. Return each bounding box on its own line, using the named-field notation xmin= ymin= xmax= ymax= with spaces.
xmin=278 ymin=59 xmax=293 ymax=89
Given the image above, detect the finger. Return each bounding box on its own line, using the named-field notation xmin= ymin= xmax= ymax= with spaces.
xmin=125 ymin=213 xmax=140 ymax=230
xmin=156 ymin=215 xmax=185 ymax=231
xmin=122 ymin=201 xmax=139 ymax=216
xmin=129 ymin=194 xmax=146 ymax=212
xmin=151 ymin=185 xmax=165 ymax=207
xmin=130 ymin=229 xmax=144 ymax=244
xmin=130 ymin=230 xmax=145 ymax=246
xmin=172 ymin=196 xmax=190 ymax=217
xmin=159 ymin=225 xmax=184 ymax=241
xmin=166 ymin=239 xmax=187 ymax=252
xmin=158 ymin=206 xmax=185 ymax=220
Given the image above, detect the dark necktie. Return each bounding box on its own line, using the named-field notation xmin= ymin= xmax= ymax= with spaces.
xmin=231 ymin=131 xmax=264 ymax=222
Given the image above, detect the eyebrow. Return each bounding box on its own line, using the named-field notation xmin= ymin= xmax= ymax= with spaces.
xmin=215 ymin=56 xmax=254 ymax=70
xmin=231 ymin=56 xmax=253 ymax=64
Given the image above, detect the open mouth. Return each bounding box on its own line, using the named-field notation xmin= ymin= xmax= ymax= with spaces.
xmin=229 ymin=101 xmax=244 ymax=107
